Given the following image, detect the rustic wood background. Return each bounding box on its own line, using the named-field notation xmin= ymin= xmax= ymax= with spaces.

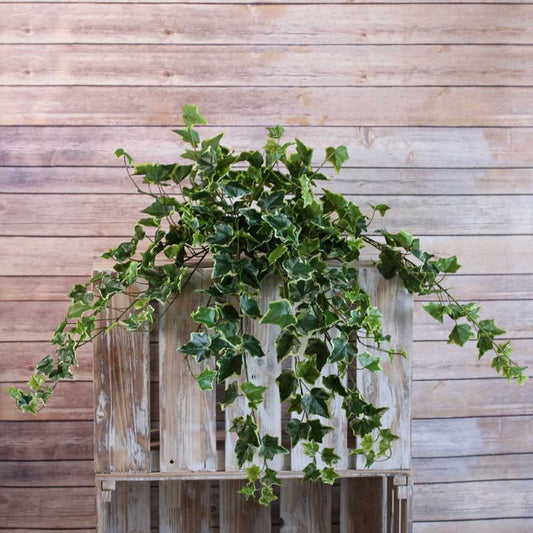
xmin=0 ymin=0 xmax=532 ymax=530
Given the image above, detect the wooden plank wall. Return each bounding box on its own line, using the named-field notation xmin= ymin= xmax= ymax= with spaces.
xmin=0 ymin=0 xmax=532 ymax=530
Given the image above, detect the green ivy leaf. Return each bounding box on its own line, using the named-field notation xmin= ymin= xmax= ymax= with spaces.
xmin=296 ymin=355 xmax=321 ymax=385
xmin=242 ymin=334 xmax=265 ymax=358
xmin=240 ymin=293 xmax=262 ymax=319
xmin=370 ymin=204 xmax=390 ymax=217
xmin=448 ymin=323 xmax=474 ymax=346
xmin=241 ymin=382 xmax=268 ymax=409
xmin=358 ymin=351 xmax=382 ymax=372
xmin=325 ymin=145 xmax=349 ymax=173
xmin=434 ymin=255 xmax=461 ymax=273
xmin=275 ymin=330 xmax=301 ymax=362
xmin=217 ymin=352 xmax=243 ymax=382
xmin=191 ymin=306 xmax=218 ymax=328
xmin=423 ymin=302 xmax=446 ymax=323
xmin=182 ymin=104 xmax=207 ymax=128
xmin=196 ymin=368 xmax=217 ymax=391
xmin=261 ymin=299 xmax=297 ymax=329
xmin=302 ymin=387 xmax=330 ymax=418
xmin=268 ymin=244 xmax=288 ymax=265
xmin=276 ymin=369 xmax=298 ymax=402
xmin=258 ymin=434 xmax=288 ymax=461
xmin=321 ymin=466 xmax=340 ymax=485
xmin=321 ymin=447 xmax=341 ymax=466
xmin=221 ymin=381 xmax=239 ymax=409
xmin=329 ymin=336 xmax=357 ymax=364
xmin=267 ymin=125 xmax=285 ymax=139
xmin=179 ymin=332 xmax=211 ymax=361
xmin=303 ymin=462 xmax=321 ymax=482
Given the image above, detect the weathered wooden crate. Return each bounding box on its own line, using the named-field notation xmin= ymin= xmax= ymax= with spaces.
xmin=94 ymin=266 xmax=413 ymax=532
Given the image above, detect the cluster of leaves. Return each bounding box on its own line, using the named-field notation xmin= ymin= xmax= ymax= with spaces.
xmin=8 ymin=105 xmax=527 ymax=505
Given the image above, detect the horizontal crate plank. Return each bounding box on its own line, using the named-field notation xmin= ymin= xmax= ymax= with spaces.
xmin=413 ymin=480 xmax=533 ymax=520
xmin=2 ymin=274 xmax=532 ymax=302
xmin=413 ymin=300 xmax=533 ymax=340
xmin=2 ymin=167 xmax=533 ymax=195
xmin=3 ymin=126 xmax=533 ymax=168
xmin=414 ymin=519 xmax=533 ymax=532
xmin=0 ymin=487 xmax=95 ymax=529
xmin=413 ymin=454 xmax=533 ymax=483
xmin=413 ymin=339 xmax=533 ymax=380
xmin=4 ymin=87 xmax=533 ymax=127
xmin=412 ymin=416 xmax=533 ymax=457
xmin=1 ymin=5 xmax=532 ymax=44
xmin=1 ymin=299 xmax=530 ymax=342
xmin=0 ymin=236 xmax=530 ymax=276
xmin=4 ymin=45 xmax=533 ymax=86
xmin=1 ymin=193 xmax=531 ymax=236
xmin=0 ymin=460 xmax=94 ymax=487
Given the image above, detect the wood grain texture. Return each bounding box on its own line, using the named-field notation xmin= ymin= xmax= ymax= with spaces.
xmin=219 ymin=480 xmax=271 ymax=533
xmin=93 ymin=281 xmax=150 ymax=473
xmin=0 ymin=459 xmax=94 ymax=486
xmin=4 ymin=45 xmax=533 ymax=86
xmin=280 ymin=480 xmax=332 ymax=533
xmin=4 ymin=86 xmax=533 ymax=127
xmin=413 ymin=453 xmax=533 ymax=483
xmin=1 ymin=5 xmax=532 ymax=44
xmin=1 ymin=236 xmax=531 ymax=277
xmin=2 ymin=167 xmax=533 ymax=195
xmin=3 ymin=126 xmax=533 ymax=168
xmin=414 ymin=480 xmax=533 ymax=520
xmin=0 ymin=487 xmax=96 ymax=529
xmin=2 ymin=193 xmax=532 ymax=236
xmin=101 ymin=481 xmax=151 ymax=533
xmin=159 ymin=271 xmax=217 ymax=472
xmin=159 ymin=481 xmax=211 ymax=533
xmin=412 ymin=416 xmax=533 ymax=457
xmin=340 ymin=477 xmax=387 ymax=532
xmin=357 ymin=268 xmax=412 ymax=470
xmin=414 ymin=519 xmax=533 ymax=532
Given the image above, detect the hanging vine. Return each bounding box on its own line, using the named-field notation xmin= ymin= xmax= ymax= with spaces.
xmin=8 ymin=105 xmax=527 ymax=505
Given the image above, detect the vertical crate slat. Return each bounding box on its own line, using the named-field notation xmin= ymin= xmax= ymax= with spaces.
xmin=340 ymin=477 xmax=387 ymax=533
xmin=93 ymin=280 xmax=151 ymax=532
xmin=220 ymin=276 xmax=281 ymax=532
xmin=159 ymin=270 xmax=217 ymax=532
xmin=356 ymin=267 xmax=413 ymax=471
xmin=159 ymin=480 xmax=211 ymax=532
xmin=280 ymin=480 xmax=332 ymax=533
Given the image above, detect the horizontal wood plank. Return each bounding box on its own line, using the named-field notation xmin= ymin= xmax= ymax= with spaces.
xmin=1 ymin=299 xmax=531 ymax=342
xmin=0 ymin=487 xmax=95 ymax=528
xmin=414 ymin=480 xmax=533 ymax=520
xmin=2 ymin=377 xmax=530 ymax=421
xmin=4 ymin=87 xmax=533 ymax=127
xmin=2 ymin=167 xmax=533 ymax=195
xmin=412 ymin=416 xmax=533 ymax=457
xmin=414 ymin=519 xmax=533 ymax=533
xmin=413 ymin=339 xmax=533 ymax=380
xmin=0 ymin=460 xmax=94 ymax=487
xmin=1 ymin=5 xmax=532 ymax=44
xmin=413 ymin=300 xmax=533 ymax=340
xmin=414 ymin=454 xmax=533 ymax=483
xmin=2 ymin=274 xmax=532 ymax=302
xmin=1 ymin=193 xmax=530 ymax=236
xmin=0 ymin=236 xmax=530 ymax=277
xmin=3 ymin=126 xmax=533 ymax=168
xmin=4 ymin=45 xmax=533 ymax=86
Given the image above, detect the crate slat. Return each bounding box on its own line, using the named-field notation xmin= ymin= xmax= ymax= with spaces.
xmin=340 ymin=477 xmax=387 ymax=532
xmin=158 ymin=271 xmax=217 ymax=530
xmin=357 ymin=268 xmax=413 ymax=470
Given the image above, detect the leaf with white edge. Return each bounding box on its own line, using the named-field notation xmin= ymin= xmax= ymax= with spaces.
xmin=196 ymin=368 xmax=217 ymax=391
xmin=302 ymin=387 xmax=330 ymax=418
xmin=358 ymin=351 xmax=382 ymax=372
xmin=261 ymin=299 xmax=297 ymax=329
xmin=221 ymin=381 xmax=239 ymax=409
xmin=242 ymin=334 xmax=265 ymax=358
xmin=191 ymin=306 xmax=218 ymax=328
xmin=258 ymin=435 xmax=288 ymax=461
xmin=241 ymin=382 xmax=268 ymax=409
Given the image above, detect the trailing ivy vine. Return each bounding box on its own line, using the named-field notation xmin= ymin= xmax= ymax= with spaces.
xmin=9 ymin=105 xmax=527 ymax=505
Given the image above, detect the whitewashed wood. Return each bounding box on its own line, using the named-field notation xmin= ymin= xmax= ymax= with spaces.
xmin=414 ymin=519 xmax=533 ymax=533
xmin=221 ymin=276 xmax=281 ymax=532
xmin=357 ymin=268 xmax=413 ymax=470
xmin=159 ymin=270 xmax=215 ymax=532
xmin=101 ymin=482 xmax=150 ymax=533
xmin=4 ymin=126 xmax=533 ymax=168
xmin=2 ymin=5 xmax=532 ymax=44
xmin=93 ymin=280 xmax=150 ymax=473
xmin=4 ymin=87 xmax=533 ymax=127
xmin=5 ymin=45 xmax=533 ymax=86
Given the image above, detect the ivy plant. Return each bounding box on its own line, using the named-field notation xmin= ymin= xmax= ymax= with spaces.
xmin=8 ymin=105 xmax=527 ymax=505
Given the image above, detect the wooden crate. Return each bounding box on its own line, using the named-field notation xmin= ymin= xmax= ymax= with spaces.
xmin=94 ymin=267 xmax=413 ymax=532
